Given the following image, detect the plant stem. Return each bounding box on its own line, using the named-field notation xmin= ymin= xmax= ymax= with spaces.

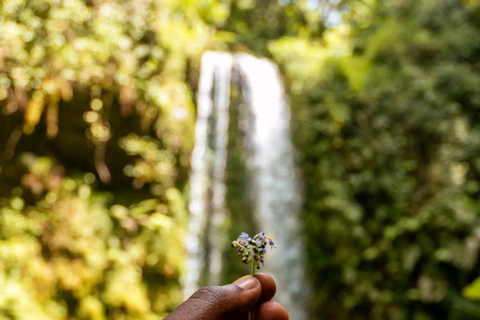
xmin=249 ymin=262 xmax=255 ymax=320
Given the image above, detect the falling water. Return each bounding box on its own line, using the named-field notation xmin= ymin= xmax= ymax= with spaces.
xmin=234 ymin=54 xmax=309 ymax=320
xmin=184 ymin=51 xmax=233 ymax=297
xmin=184 ymin=51 xmax=309 ymax=320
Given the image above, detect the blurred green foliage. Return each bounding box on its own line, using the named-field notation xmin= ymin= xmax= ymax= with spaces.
xmin=272 ymin=0 xmax=480 ymax=319
xmin=0 ymin=0 xmax=210 ymax=318
xmin=0 ymin=156 xmax=187 ymax=319
xmin=1 ymin=0 xmax=480 ymax=319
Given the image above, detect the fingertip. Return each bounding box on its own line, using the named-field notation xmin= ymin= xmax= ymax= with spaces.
xmin=226 ymin=276 xmax=262 ymax=311
xmin=233 ymin=275 xmax=261 ymax=291
xmin=254 ymin=301 xmax=289 ymax=320
xmin=254 ymin=273 xmax=276 ymax=302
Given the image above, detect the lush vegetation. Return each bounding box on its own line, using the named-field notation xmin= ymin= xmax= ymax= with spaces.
xmin=1 ymin=0 xmax=480 ymax=319
xmin=283 ymin=1 xmax=480 ymax=319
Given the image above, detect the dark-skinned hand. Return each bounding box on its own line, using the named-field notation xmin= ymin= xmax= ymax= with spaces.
xmin=165 ymin=273 xmax=289 ymax=320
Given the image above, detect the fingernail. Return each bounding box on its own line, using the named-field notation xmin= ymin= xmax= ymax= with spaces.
xmin=234 ymin=276 xmax=258 ymax=290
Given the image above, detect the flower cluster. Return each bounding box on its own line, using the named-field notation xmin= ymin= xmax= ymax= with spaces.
xmin=231 ymin=232 xmax=275 ymax=269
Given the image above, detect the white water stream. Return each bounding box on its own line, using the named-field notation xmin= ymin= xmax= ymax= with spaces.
xmin=184 ymin=51 xmax=233 ymax=296
xmin=184 ymin=51 xmax=309 ymax=320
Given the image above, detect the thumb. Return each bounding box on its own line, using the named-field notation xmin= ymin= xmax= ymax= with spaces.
xmin=165 ymin=276 xmax=261 ymax=320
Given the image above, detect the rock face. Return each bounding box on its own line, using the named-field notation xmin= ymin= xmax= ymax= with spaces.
xmin=185 ymin=51 xmax=309 ymax=320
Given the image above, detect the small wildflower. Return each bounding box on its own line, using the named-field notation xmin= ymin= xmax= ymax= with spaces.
xmin=231 ymin=232 xmax=275 ymax=270
xmin=232 ymin=232 xmax=274 ymax=320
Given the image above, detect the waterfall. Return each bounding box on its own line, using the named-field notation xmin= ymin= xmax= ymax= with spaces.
xmin=234 ymin=54 xmax=309 ymax=320
xmin=184 ymin=51 xmax=233 ymax=297
xmin=184 ymin=51 xmax=309 ymax=320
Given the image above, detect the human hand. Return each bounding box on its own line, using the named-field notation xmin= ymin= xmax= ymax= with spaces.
xmin=165 ymin=273 xmax=288 ymax=320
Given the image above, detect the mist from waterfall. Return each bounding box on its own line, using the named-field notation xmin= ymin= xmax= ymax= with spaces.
xmin=184 ymin=51 xmax=309 ymax=320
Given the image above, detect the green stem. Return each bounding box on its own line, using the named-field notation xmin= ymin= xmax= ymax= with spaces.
xmin=249 ymin=262 xmax=255 ymax=320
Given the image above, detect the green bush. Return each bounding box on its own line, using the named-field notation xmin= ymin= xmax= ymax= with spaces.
xmin=0 ymin=155 xmax=187 ymax=319
xmin=269 ymin=0 xmax=480 ymax=319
